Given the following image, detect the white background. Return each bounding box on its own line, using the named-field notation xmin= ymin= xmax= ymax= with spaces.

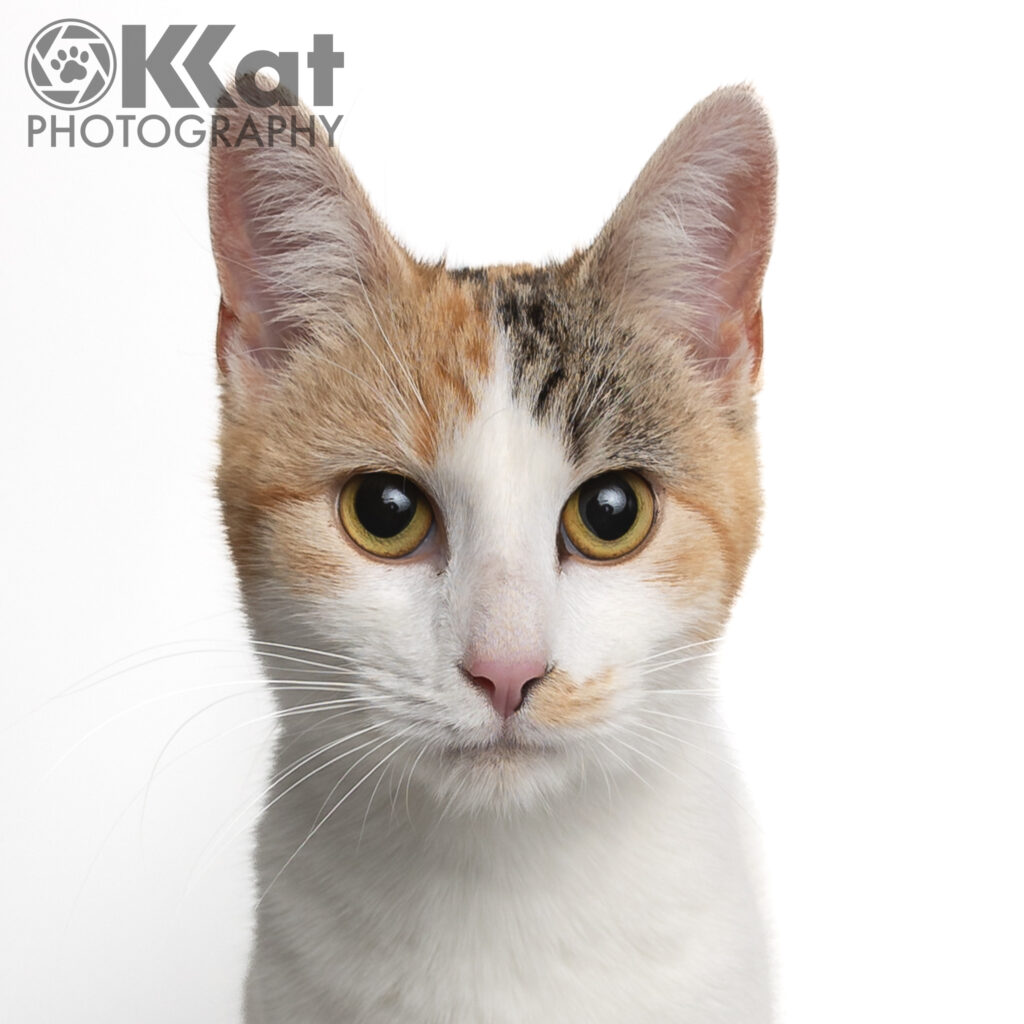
xmin=2 ymin=2 xmax=1021 ymax=1022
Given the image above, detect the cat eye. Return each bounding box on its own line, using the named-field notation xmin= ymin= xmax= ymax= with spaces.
xmin=561 ymin=471 xmax=655 ymax=561
xmin=338 ymin=473 xmax=434 ymax=559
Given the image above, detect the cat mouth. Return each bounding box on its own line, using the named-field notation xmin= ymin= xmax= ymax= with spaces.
xmin=444 ymin=726 xmax=551 ymax=760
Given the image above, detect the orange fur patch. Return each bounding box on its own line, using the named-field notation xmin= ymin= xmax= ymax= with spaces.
xmin=265 ymin=496 xmax=351 ymax=590
xmin=634 ymin=381 xmax=762 ymax=621
xmin=218 ymin=268 xmax=494 ymax=595
xmin=527 ymin=668 xmax=616 ymax=727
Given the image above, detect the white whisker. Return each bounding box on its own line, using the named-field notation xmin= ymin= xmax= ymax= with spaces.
xmin=622 ymin=721 xmax=740 ymax=773
xmin=404 ymin=741 xmax=431 ymax=825
xmin=636 ymin=650 xmax=719 ymax=677
xmin=627 ymin=636 xmax=722 ymax=668
xmin=358 ymin=756 xmax=395 ymax=849
xmin=635 ymin=707 xmax=727 ymax=731
xmin=256 ymin=735 xmax=413 ymax=907
xmin=39 ymin=678 xmax=373 ymax=785
xmin=141 ymin=694 xmax=380 ymax=826
xmin=188 ymin=721 xmax=397 ymax=886
xmin=55 ymin=640 xmax=363 ymax=702
xmin=595 ymin=738 xmax=655 ymax=792
xmin=313 ymin=728 xmax=411 ymax=824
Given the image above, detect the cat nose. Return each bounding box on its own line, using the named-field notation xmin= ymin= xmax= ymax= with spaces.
xmin=462 ymin=657 xmax=547 ymax=719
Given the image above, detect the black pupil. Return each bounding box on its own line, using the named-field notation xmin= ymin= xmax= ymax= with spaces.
xmin=578 ymin=473 xmax=638 ymax=541
xmin=355 ymin=474 xmax=418 ymax=538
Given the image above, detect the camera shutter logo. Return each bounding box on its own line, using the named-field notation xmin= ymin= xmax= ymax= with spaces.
xmin=25 ymin=20 xmax=116 ymax=110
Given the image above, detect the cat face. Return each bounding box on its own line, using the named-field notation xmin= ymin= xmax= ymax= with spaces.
xmin=210 ymin=76 xmax=775 ymax=813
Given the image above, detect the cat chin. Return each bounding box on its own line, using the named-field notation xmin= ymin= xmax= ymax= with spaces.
xmin=413 ymin=741 xmax=583 ymax=816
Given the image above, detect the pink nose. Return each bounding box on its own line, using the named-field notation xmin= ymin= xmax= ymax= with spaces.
xmin=463 ymin=657 xmax=547 ymax=719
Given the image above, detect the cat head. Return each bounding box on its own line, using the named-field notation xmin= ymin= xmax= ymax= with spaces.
xmin=209 ymin=76 xmax=776 ymax=814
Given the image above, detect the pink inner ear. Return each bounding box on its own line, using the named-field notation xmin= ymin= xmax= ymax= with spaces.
xmin=210 ymin=153 xmax=283 ymax=371
xmin=208 ymin=79 xmax=413 ymax=380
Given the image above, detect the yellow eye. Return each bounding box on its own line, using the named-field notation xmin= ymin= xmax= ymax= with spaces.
xmin=561 ymin=471 xmax=655 ymax=561
xmin=338 ymin=473 xmax=434 ymax=558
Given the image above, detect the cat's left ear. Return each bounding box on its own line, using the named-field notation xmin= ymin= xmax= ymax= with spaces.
xmin=208 ymin=74 xmax=411 ymax=380
xmin=587 ymin=85 xmax=777 ymax=387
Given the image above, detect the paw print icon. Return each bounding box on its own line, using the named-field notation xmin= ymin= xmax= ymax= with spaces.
xmin=25 ymin=20 xmax=116 ymax=110
xmin=53 ymin=47 xmax=90 ymax=84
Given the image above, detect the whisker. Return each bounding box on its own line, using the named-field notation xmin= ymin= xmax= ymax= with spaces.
xmin=256 ymin=734 xmax=413 ymax=907
xmin=188 ymin=721 xmax=397 ymax=888
xmin=636 ymin=650 xmax=719 ymax=677
xmin=595 ymin=738 xmax=655 ymax=792
xmin=626 ymin=636 xmax=722 ymax=668
xmin=54 ymin=644 xmax=361 ymax=705
xmin=140 ymin=694 xmax=380 ymax=826
xmin=0 ymin=632 xmax=366 ymax=744
xmin=243 ymin=650 xmax=362 ymax=675
xmin=357 ymin=756 xmax=394 ymax=850
xmin=276 ymin=703 xmax=374 ymax=764
xmin=586 ymin=741 xmax=617 ymax=807
xmin=622 ymin=721 xmax=740 ymax=773
xmin=642 ymin=688 xmax=720 ymax=696
xmin=246 ymin=638 xmax=363 ymax=664
xmin=634 ymin=707 xmax=727 ymax=731
xmin=313 ymin=730 xmax=407 ymax=825
xmin=40 ymin=679 xmax=370 ymax=785
xmin=609 ymin=730 xmax=690 ymax=782
xmin=68 ymin=694 xmax=378 ymax=935
xmin=388 ymin=748 xmax=413 ymax=823
xmin=404 ymin=741 xmax=431 ymax=825
xmin=235 ymin=721 xmax=390 ymax=824
xmin=617 ymin=726 xmax=761 ymax=829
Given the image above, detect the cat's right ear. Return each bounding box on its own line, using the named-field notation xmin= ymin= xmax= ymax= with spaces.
xmin=208 ymin=75 xmax=410 ymax=380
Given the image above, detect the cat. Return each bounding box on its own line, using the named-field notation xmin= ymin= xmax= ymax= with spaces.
xmin=209 ymin=74 xmax=777 ymax=1023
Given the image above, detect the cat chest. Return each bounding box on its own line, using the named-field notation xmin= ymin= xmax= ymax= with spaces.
xmin=253 ymin=822 xmax=754 ymax=1022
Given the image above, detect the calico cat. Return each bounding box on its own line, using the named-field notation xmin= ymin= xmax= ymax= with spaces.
xmin=209 ymin=75 xmax=777 ymax=1023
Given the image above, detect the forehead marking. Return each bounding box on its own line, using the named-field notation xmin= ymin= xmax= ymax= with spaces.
xmin=486 ymin=269 xmax=682 ymax=477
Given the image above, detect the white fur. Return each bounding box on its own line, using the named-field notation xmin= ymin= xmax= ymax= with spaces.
xmin=242 ymin=353 xmax=773 ymax=1022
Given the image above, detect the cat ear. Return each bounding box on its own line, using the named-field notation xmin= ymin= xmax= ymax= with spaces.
xmin=588 ymin=85 xmax=776 ymax=384
xmin=208 ymin=74 xmax=410 ymax=376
